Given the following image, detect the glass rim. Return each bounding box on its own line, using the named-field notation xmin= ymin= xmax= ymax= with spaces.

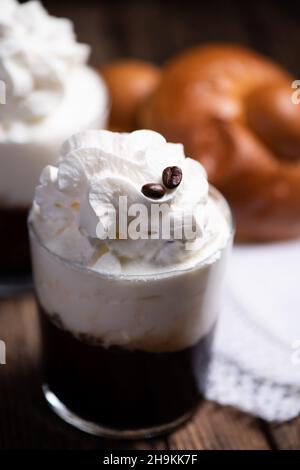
xmin=28 ymin=185 xmax=235 ymax=281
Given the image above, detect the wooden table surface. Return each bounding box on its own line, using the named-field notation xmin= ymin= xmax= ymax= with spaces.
xmin=0 ymin=293 xmax=299 ymax=450
xmin=1 ymin=0 xmax=300 ymax=450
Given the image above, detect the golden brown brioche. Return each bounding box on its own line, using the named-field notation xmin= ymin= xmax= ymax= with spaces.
xmin=100 ymin=59 xmax=161 ymax=132
xmin=140 ymin=44 xmax=300 ymax=240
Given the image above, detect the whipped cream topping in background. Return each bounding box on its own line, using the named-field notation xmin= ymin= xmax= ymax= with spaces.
xmin=0 ymin=0 xmax=89 ymax=127
xmin=32 ymin=129 xmax=230 ymax=274
xmin=0 ymin=0 xmax=109 ymax=207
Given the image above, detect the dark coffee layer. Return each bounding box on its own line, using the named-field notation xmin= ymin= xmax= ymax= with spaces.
xmin=39 ymin=306 xmax=215 ymax=431
xmin=0 ymin=207 xmax=31 ymax=277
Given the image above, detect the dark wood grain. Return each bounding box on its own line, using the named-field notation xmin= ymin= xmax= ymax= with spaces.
xmin=269 ymin=420 xmax=300 ymax=450
xmin=41 ymin=0 xmax=300 ymax=75
xmin=168 ymin=402 xmax=271 ymax=450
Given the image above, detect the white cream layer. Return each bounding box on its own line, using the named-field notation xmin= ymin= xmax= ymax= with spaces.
xmin=0 ymin=67 xmax=108 ymax=207
xmin=0 ymin=0 xmax=90 ymax=122
xmin=30 ymin=222 xmax=231 ymax=352
xmin=32 ymin=130 xmax=230 ymax=272
xmin=30 ymin=130 xmax=232 ymax=352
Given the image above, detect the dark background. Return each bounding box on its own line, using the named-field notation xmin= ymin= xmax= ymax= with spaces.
xmin=22 ymin=0 xmax=300 ymax=75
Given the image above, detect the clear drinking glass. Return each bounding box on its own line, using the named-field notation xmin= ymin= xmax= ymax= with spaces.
xmin=29 ymin=186 xmax=233 ymax=439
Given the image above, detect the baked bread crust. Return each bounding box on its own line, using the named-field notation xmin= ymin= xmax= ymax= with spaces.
xmin=140 ymin=44 xmax=300 ymax=240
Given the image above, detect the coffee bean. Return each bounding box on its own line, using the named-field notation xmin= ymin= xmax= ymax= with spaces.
xmin=162 ymin=166 xmax=182 ymax=189
xmin=141 ymin=183 xmax=165 ymax=199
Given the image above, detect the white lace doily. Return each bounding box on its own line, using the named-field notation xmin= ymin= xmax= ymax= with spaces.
xmin=203 ymin=240 xmax=300 ymax=422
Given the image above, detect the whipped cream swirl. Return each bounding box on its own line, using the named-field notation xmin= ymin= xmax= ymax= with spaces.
xmin=32 ymin=130 xmax=228 ymax=274
xmin=0 ymin=0 xmax=89 ymax=125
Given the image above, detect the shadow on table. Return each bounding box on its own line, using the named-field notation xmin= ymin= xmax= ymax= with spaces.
xmin=0 ymin=361 xmax=167 ymax=450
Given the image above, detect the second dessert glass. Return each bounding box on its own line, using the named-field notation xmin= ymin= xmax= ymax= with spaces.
xmin=0 ymin=0 xmax=109 ymax=289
